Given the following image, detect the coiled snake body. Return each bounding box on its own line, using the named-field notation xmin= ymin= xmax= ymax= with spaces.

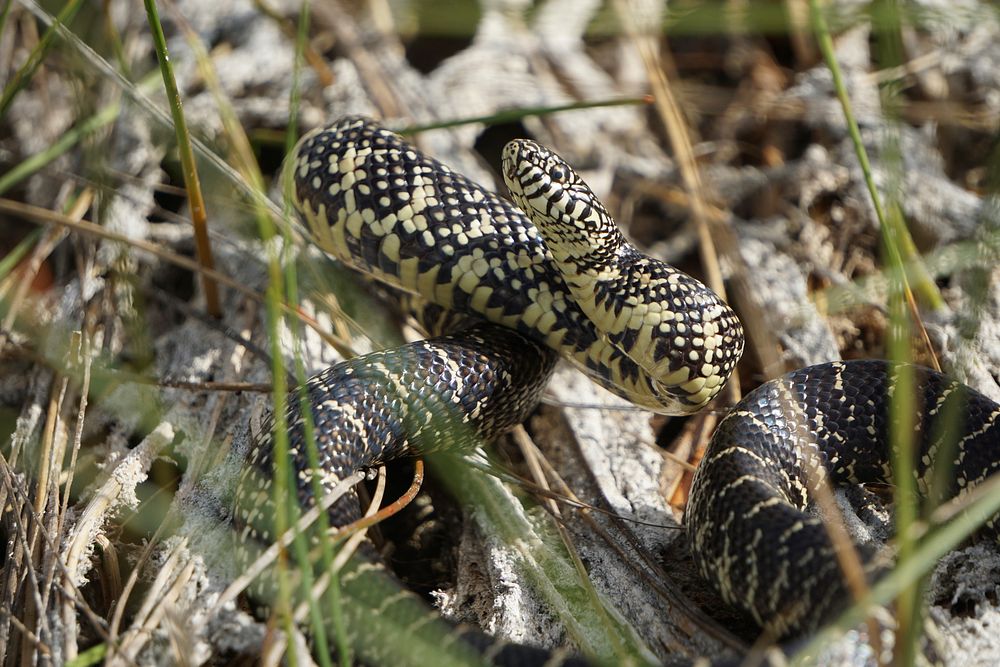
xmin=233 ymin=117 xmax=1000 ymax=660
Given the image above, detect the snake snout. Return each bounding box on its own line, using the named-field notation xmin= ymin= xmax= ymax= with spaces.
xmin=501 ymin=142 xmax=524 ymax=186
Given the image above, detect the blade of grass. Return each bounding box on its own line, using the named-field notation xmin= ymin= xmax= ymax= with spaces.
xmin=143 ymin=0 xmax=220 ymax=317
xmin=813 ymin=225 xmax=1000 ymax=322
xmin=0 ymin=0 xmax=84 ymax=119
xmin=253 ymin=0 xmax=334 ymax=87
xmin=793 ymin=471 xmax=1000 ymax=665
xmin=16 ymin=1 xmax=288 ymax=235
xmin=808 ymin=0 xmax=942 ymax=313
xmin=157 ymin=0 xmax=336 ymax=651
xmin=397 ymin=96 xmax=652 ymax=134
xmin=0 ymin=1 xmax=12 ymax=46
xmin=809 ymin=7 xmax=993 ymax=665
xmin=176 ymin=0 xmax=348 ymax=650
xmin=870 ymin=2 xmax=931 ymax=662
xmin=285 ymin=0 xmax=308 ymax=157
xmin=278 ymin=2 xmax=351 ymax=663
xmin=164 ymin=0 xmax=265 ymax=194
xmin=64 ymin=642 xmax=105 ymax=667
xmin=100 ymin=0 xmax=131 ymax=78
xmin=809 ymin=2 xmax=922 ymax=661
xmin=437 ymin=454 xmax=655 ymax=665
xmin=257 ymin=233 xmax=299 ymax=665
xmin=0 ymin=227 xmax=44 ymax=282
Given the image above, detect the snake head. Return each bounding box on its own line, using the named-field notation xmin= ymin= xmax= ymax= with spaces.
xmin=501 ymin=139 xmax=623 ymax=267
xmin=501 ymin=139 xmax=587 ymax=212
xmin=502 ymin=139 xmax=577 ymax=188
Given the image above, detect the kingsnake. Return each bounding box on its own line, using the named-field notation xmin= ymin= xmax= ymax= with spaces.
xmin=232 ymin=116 xmax=1000 ymax=662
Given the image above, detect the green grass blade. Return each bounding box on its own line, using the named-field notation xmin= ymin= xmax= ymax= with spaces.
xmin=794 ymin=473 xmax=1000 ymax=665
xmin=398 ymin=97 xmax=651 ymax=134
xmin=871 ymin=3 xmax=925 ymax=661
xmin=0 ymin=227 xmax=44 ymax=280
xmin=0 ymin=0 xmax=84 ymax=119
xmin=807 ymin=3 xmax=966 ymax=662
xmin=438 ymin=455 xmax=655 ymax=665
xmin=0 ymin=1 xmax=12 ymax=43
xmin=808 ymin=0 xmax=942 ymax=311
xmin=143 ymin=0 xmax=221 ymax=316
xmin=285 ymin=0 xmax=309 ymax=157
xmin=64 ymin=642 xmax=106 ymax=667
xmin=0 ymin=101 xmax=121 ymax=196
xmin=279 ymin=1 xmax=350 ymax=663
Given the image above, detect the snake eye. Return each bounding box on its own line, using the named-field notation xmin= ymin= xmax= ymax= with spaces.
xmin=549 ymin=167 xmax=565 ymax=182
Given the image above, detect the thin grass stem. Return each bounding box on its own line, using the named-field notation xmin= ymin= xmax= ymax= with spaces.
xmin=143 ymin=0 xmax=221 ymax=316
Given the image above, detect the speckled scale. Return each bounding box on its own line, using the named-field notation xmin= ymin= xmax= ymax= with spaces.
xmin=291 ymin=116 xmax=743 ymax=413
xmin=238 ymin=115 xmax=1000 ymax=660
xmin=294 ymin=120 xmax=565 ymax=325
xmin=499 ymin=137 xmax=745 ymax=409
xmin=232 ymin=325 xmax=556 ymax=548
xmin=687 ymin=360 xmax=1000 ymax=636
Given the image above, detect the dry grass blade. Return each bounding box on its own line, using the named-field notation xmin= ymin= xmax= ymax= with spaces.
xmin=57 ymin=331 xmax=93 ymax=663
xmin=110 ymin=543 xmax=196 ymax=666
xmin=0 ymin=197 xmax=354 ymax=356
xmin=330 ymin=460 xmax=425 ymax=538
xmin=253 ymin=0 xmax=333 ymax=87
xmin=308 ymin=0 xmax=401 ymax=118
xmin=62 ymin=422 xmax=175 ymax=585
xmin=210 ymin=471 xmax=366 ymax=614
xmin=796 ymin=470 xmax=1000 ymax=665
xmin=327 ymin=465 xmax=386 ymax=575
xmin=18 ymin=354 xmax=70 ymax=663
xmin=513 ymin=429 xmax=745 ymax=654
xmin=779 ymin=392 xmax=884 ymax=661
xmin=0 ymin=453 xmax=118 ymax=657
xmin=107 ymin=511 xmax=181 ymax=653
xmin=508 ymin=426 xmax=640 ymax=660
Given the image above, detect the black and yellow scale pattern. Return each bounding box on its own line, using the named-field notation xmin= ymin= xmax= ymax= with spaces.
xmin=232 ymin=116 xmax=1000 ymax=663
xmin=688 ymin=360 xmax=1000 ymax=637
xmin=231 ymin=325 xmax=566 ymax=666
xmin=234 ymin=324 xmax=557 ymax=547
xmin=288 ymin=117 xmax=744 ymax=414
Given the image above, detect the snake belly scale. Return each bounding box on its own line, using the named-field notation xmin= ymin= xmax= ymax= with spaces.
xmin=232 ymin=116 xmax=1000 ymax=662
